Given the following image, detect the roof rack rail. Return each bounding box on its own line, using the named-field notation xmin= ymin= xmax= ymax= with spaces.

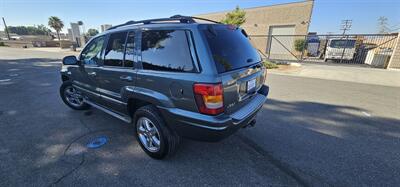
xmin=170 ymin=15 xmax=221 ymax=24
xmin=107 ymin=15 xmax=221 ymax=31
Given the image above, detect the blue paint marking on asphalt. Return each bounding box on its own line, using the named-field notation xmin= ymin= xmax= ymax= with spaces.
xmin=87 ymin=136 xmax=108 ymax=149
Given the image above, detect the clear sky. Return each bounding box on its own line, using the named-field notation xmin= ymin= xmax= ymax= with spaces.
xmin=0 ymin=0 xmax=399 ymax=34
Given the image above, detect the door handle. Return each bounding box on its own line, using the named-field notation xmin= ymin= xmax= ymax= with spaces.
xmin=88 ymin=72 xmax=96 ymax=76
xmin=120 ymin=75 xmax=133 ymax=82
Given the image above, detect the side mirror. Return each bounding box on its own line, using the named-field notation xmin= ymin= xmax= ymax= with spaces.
xmin=62 ymin=55 xmax=79 ymax=65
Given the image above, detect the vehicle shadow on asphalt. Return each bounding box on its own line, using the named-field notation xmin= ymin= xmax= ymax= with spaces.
xmin=240 ymin=98 xmax=400 ymax=186
xmin=260 ymin=99 xmax=400 ymax=139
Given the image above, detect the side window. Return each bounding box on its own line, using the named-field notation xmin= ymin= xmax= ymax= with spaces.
xmin=80 ymin=36 xmax=105 ymax=65
xmin=141 ymin=30 xmax=194 ymax=72
xmin=124 ymin=32 xmax=135 ymax=67
xmin=104 ymin=32 xmax=127 ymax=67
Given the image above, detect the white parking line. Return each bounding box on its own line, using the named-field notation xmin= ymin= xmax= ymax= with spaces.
xmin=0 ymin=79 xmax=11 ymax=82
xmin=362 ymin=111 xmax=371 ymax=117
xmin=9 ymin=73 xmax=19 ymax=77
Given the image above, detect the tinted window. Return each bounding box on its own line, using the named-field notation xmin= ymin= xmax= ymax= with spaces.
xmin=80 ymin=36 xmax=105 ymax=65
xmin=141 ymin=30 xmax=194 ymax=72
xmin=124 ymin=32 xmax=135 ymax=67
xmin=202 ymin=25 xmax=261 ymax=73
xmin=104 ymin=32 xmax=127 ymax=67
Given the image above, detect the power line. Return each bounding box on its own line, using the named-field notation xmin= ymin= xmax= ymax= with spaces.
xmin=340 ymin=19 xmax=352 ymax=35
xmin=389 ymin=27 xmax=400 ymax=32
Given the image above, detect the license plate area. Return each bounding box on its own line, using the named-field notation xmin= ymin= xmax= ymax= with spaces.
xmin=247 ymin=79 xmax=256 ymax=93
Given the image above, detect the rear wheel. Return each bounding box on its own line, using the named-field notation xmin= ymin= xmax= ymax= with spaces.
xmin=60 ymin=81 xmax=90 ymax=110
xmin=133 ymin=105 xmax=180 ymax=159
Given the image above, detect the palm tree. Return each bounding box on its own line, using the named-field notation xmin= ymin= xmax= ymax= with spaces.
xmin=48 ymin=16 xmax=64 ymax=41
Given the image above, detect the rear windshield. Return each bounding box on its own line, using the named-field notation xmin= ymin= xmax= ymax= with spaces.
xmin=329 ymin=40 xmax=356 ymax=48
xmin=201 ymin=25 xmax=261 ymax=73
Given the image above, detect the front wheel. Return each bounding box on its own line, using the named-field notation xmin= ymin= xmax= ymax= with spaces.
xmin=133 ymin=105 xmax=180 ymax=159
xmin=60 ymin=81 xmax=90 ymax=110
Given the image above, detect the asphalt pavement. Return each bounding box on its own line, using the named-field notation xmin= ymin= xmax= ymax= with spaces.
xmin=1 ymin=47 xmax=399 ymax=186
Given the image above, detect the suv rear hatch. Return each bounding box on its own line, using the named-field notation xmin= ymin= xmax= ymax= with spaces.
xmin=201 ymin=24 xmax=266 ymax=115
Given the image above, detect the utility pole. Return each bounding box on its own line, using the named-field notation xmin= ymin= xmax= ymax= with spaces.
xmin=2 ymin=17 xmax=11 ymax=40
xmin=339 ymin=20 xmax=352 ymax=63
xmin=340 ymin=19 xmax=352 ymax=36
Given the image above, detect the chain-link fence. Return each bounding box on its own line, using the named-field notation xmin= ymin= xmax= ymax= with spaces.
xmin=249 ymin=33 xmax=399 ymax=68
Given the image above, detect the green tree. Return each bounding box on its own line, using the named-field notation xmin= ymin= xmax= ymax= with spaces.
xmin=48 ymin=16 xmax=64 ymax=41
xmin=36 ymin=24 xmax=51 ymax=36
xmin=7 ymin=25 xmax=51 ymax=35
xmin=220 ymin=6 xmax=246 ymax=26
xmin=294 ymin=39 xmax=306 ymax=52
xmin=86 ymin=28 xmax=99 ymax=37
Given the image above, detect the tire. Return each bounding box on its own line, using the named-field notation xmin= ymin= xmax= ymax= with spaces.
xmin=60 ymin=81 xmax=90 ymax=110
xmin=133 ymin=105 xmax=180 ymax=159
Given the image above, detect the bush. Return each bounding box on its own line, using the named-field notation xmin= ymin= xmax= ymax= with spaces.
xmin=294 ymin=39 xmax=306 ymax=52
xmin=263 ymin=61 xmax=278 ymax=69
xmin=0 ymin=42 xmax=6 ymax=46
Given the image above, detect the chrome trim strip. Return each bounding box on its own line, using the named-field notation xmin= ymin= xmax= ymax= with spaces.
xmin=158 ymin=106 xmax=230 ymax=131
xmin=180 ymin=120 xmax=228 ymax=131
xmin=84 ymin=99 xmax=131 ymax=123
xmin=100 ymin=94 xmax=127 ymax=105
xmin=73 ymin=84 xmax=99 ymax=96
xmin=96 ymin=87 xmax=121 ymax=98
xmin=74 ymin=85 xmax=127 ymax=105
xmin=73 ymin=80 xmax=92 ymax=89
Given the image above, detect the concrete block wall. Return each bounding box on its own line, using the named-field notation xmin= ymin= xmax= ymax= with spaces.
xmin=195 ymin=1 xmax=314 ymax=53
xmin=388 ymin=35 xmax=400 ymax=69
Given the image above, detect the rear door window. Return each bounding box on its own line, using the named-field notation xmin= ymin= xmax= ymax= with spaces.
xmin=141 ymin=30 xmax=194 ymax=72
xmin=104 ymin=32 xmax=128 ymax=67
xmin=201 ymin=25 xmax=261 ymax=73
xmin=124 ymin=32 xmax=135 ymax=67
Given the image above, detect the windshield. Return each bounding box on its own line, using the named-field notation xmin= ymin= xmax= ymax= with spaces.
xmin=201 ymin=25 xmax=261 ymax=73
xmin=329 ymin=40 xmax=356 ymax=48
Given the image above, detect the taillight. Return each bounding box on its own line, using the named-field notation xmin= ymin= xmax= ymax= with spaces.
xmin=193 ymin=83 xmax=224 ymax=115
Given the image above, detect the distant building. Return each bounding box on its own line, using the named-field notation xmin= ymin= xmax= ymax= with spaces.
xmin=67 ymin=29 xmax=73 ymax=41
xmin=70 ymin=22 xmax=82 ymax=46
xmin=101 ymin=24 xmax=112 ymax=32
xmin=196 ymin=1 xmax=314 ymax=59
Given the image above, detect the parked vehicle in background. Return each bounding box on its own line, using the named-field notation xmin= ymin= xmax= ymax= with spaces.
xmin=324 ymin=38 xmax=357 ymax=61
xmin=59 ymin=15 xmax=269 ymax=159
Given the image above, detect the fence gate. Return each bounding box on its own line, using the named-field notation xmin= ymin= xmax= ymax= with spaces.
xmin=249 ymin=33 xmax=399 ymax=68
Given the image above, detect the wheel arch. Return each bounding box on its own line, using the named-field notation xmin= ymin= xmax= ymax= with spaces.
xmin=61 ymin=75 xmax=70 ymax=82
xmin=122 ymin=86 xmax=175 ymax=117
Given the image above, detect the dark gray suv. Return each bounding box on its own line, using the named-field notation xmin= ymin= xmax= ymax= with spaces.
xmin=60 ymin=16 xmax=269 ymax=159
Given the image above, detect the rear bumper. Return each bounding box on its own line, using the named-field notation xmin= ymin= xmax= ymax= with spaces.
xmin=158 ymin=85 xmax=269 ymax=142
